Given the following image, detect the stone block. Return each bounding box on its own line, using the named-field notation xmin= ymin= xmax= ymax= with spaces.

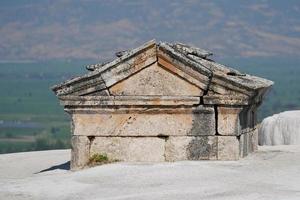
xmin=251 ymin=128 xmax=258 ymax=151
xmin=61 ymin=95 xmax=201 ymax=107
xmin=247 ymin=128 xmax=258 ymax=153
xmin=217 ymin=106 xmax=242 ymax=136
xmin=239 ymin=132 xmax=248 ymax=158
xmin=203 ymin=95 xmax=250 ymax=106
xmin=217 ymin=136 xmax=240 ymax=160
xmin=90 ymin=137 xmax=165 ymax=162
xmin=190 ymin=106 xmax=216 ymax=136
xmin=71 ymin=136 xmax=90 ymax=170
xmin=71 ymin=105 xmax=215 ymax=136
xmin=239 ymin=128 xmax=258 ymax=158
xmin=165 ymin=136 xmax=218 ymax=161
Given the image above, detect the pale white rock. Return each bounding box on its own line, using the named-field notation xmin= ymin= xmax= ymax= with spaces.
xmin=259 ymin=110 xmax=300 ymax=145
xmin=2 ymin=146 xmax=300 ymax=200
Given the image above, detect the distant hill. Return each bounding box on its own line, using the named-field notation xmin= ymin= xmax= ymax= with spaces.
xmin=0 ymin=0 xmax=300 ymax=61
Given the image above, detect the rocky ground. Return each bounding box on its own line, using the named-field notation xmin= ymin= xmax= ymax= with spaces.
xmin=1 ymin=146 xmax=300 ymax=200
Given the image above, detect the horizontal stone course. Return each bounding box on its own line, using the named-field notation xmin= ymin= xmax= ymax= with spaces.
xmin=71 ymin=134 xmax=256 ymax=165
xmin=59 ymin=95 xmax=201 ymax=106
xmin=71 ymin=106 xmax=216 ymax=137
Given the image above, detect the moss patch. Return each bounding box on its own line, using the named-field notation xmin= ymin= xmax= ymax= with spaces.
xmin=88 ymin=153 xmax=117 ymax=166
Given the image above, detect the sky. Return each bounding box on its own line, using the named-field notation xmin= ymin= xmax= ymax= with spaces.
xmin=1 ymin=0 xmax=300 ymax=61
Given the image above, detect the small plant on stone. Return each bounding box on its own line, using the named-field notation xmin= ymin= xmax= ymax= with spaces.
xmin=88 ymin=153 xmax=112 ymax=166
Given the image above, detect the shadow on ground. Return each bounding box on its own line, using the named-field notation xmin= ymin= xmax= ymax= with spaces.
xmin=35 ymin=161 xmax=70 ymax=174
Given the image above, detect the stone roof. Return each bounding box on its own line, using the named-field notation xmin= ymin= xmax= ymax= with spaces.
xmin=52 ymin=40 xmax=273 ymax=106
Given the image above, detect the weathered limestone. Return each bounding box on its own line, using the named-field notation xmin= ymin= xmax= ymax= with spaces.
xmin=203 ymin=95 xmax=249 ymax=106
xmin=71 ymin=106 xmax=215 ymax=137
xmin=109 ymin=62 xmax=202 ymax=96
xmin=52 ymin=40 xmax=273 ymax=170
xmin=90 ymin=137 xmax=165 ymax=162
xmin=165 ymin=136 xmax=218 ymax=161
xmin=217 ymin=106 xmax=243 ymax=136
xmin=70 ymin=136 xmax=90 ymax=170
xmin=217 ymin=136 xmax=240 ymax=160
xmin=166 ymin=136 xmax=243 ymax=161
xmin=101 ymin=43 xmax=157 ymax=88
xmin=60 ymin=95 xmax=201 ymax=107
xmin=239 ymin=128 xmax=259 ymax=157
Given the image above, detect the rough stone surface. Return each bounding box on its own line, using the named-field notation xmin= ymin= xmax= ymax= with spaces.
xmin=101 ymin=44 xmax=157 ymax=88
xmin=239 ymin=129 xmax=258 ymax=157
xmin=217 ymin=106 xmax=242 ymax=136
xmin=71 ymin=106 xmax=215 ymax=137
xmin=157 ymin=43 xmax=212 ymax=91
xmin=70 ymin=136 xmax=90 ymax=170
xmin=165 ymin=136 xmax=218 ymax=161
xmin=157 ymin=56 xmax=208 ymax=91
xmin=240 ymin=132 xmax=249 ymax=157
xmin=90 ymin=137 xmax=165 ymax=162
xmin=250 ymin=128 xmax=258 ymax=152
xmin=60 ymin=96 xmax=201 ymax=107
xmin=217 ymin=136 xmax=240 ymax=160
xmin=109 ymin=62 xmax=203 ymax=96
xmin=203 ymin=95 xmax=249 ymax=106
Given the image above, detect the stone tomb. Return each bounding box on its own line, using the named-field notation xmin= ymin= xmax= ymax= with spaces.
xmin=52 ymin=40 xmax=273 ymax=170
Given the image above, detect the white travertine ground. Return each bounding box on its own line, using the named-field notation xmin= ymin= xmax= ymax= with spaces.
xmin=259 ymin=110 xmax=300 ymax=145
xmin=1 ymin=146 xmax=300 ymax=200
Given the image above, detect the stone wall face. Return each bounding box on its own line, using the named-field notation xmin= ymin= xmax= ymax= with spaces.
xmin=69 ymin=104 xmax=259 ymax=170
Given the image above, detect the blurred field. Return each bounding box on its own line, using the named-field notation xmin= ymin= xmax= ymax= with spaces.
xmin=0 ymin=61 xmax=86 ymax=153
xmin=0 ymin=58 xmax=300 ymax=153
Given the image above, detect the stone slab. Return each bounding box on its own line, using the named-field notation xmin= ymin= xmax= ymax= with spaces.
xmin=209 ymin=74 xmax=254 ymax=96
xmin=90 ymin=137 xmax=165 ymax=162
xmin=240 ymin=128 xmax=258 ymax=157
xmin=71 ymin=106 xmax=215 ymax=137
xmin=71 ymin=136 xmax=90 ymax=170
xmin=59 ymin=95 xmax=201 ymax=107
xmin=217 ymin=136 xmax=240 ymax=160
xmin=217 ymin=106 xmax=242 ymax=136
xmin=165 ymin=136 xmax=218 ymax=161
xmin=203 ymin=95 xmax=250 ymax=106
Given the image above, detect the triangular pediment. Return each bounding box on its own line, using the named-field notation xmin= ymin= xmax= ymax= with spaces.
xmin=52 ymin=40 xmax=213 ymax=97
xmin=52 ymin=40 xmax=273 ymax=105
xmin=109 ymin=62 xmax=204 ymax=96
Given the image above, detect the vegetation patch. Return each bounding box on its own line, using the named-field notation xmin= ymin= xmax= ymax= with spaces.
xmin=88 ymin=153 xmax=117 ymax=166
